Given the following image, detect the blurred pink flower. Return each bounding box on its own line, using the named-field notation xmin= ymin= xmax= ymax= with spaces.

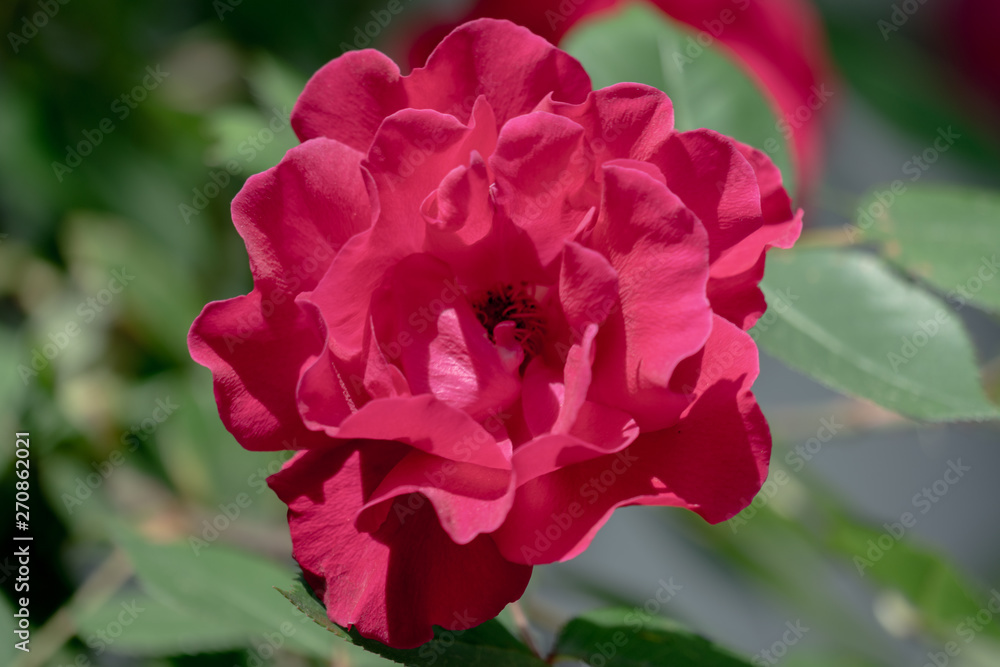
xmin=946 ymin=0 xmax=1000 ymax=112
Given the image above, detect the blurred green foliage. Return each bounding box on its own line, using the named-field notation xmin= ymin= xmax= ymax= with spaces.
xmin=1 ymin=0 xmax=999 ymax=665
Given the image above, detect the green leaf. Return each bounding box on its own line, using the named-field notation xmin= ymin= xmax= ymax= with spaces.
xmin=754 ymin=249 xmax=999 ymax=421
xmin=75 ymin=588 xmax=391 ymax=665
xmin=74 ymin=591 xmax=250 ymax=656
xmin=563 ymin=1 xmax=795 ymax=195
xmin=113 ymin=528 xmax=342 ymax=661
xmin=827 ymin=519 xmax=1000 ymax=642
xmin=856 ymin=185 xmax=1000 ymax=314
xmin=276 ymin=581 xmax=348 ymax=639
xmin=781 ymin=655 xmax=884 ymax=667
xmin=278 ymin=581 xmax=547 ymax=667
xmin=552 ymin=607 xmax=752 ymax=666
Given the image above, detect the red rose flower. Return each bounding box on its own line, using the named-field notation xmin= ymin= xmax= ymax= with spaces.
xmin=409 ymin=0 xmax=832 ymax=193
xmin=189 ymin=19 xmax=801 ymax=648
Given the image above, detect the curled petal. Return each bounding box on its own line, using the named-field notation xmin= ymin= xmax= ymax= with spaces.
xmin=269 ymin=445 xmax=531 ymax=648
xmin=495 ymin=328 xmax=768 ymax=565
xmin=189 ymin=294 xmax=327 ymax=452
xmin=588 ymin=163 xmax=712 ymax=430
xmin=295 ymin=18 xmax=591 ymax=145
xmin=356 ymin=450 xmax=515 ymax=544
xmin=334 ymin=395 xmax=512 ymax=469
xmin=491 ymin=112 xmax=595 ymax=267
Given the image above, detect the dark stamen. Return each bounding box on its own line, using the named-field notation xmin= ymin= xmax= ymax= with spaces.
xmin=471 ymin=283 xmax=546 ymax=357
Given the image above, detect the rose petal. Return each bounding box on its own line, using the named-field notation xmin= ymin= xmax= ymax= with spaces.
xmin=670 ymin=314 xmax=762 ymax=398
xmin=521 ymin=322 xmax=599 ymax=436
xmin=558 ymin=241 xmax=619 ymax=336
xmin=356 ymin=450 xmax=515 ymax=544
xmin=491 ymin=112 xmax=595 ymax=267
xmin=707 ymin=141 xmax=803 ymax=328
xmin=292 ymin=49 xmax=409 ymax=148
xmin=653 ymin=129 xmax=763 ymax=265
xmin=410 ymin=19 xmax=591 ymax=126
xmin=295 ymin=305 xmax=410 ymax=436
xmin=294 ymin=19 xmax=591 ymax=146
xmin=652 ymin=0 xmax=832 ymax=188
xmin=232 ymin=137 xmax=372 ymax=294
xmin=365 ymin=100 xmax=498 ymax=240
xmin=494 ymin=319 xmax=769 ymax=565
xmin=421 ymin=151 xmax=493 ymax=235
xmin=587 ymin=162 xmax=712 ymax=430
xmin=652 ymin=129 xmax=801 ymax=329
xmin=333 ymin=395 xmax=512 ymax=469
xmin=536 ymin=82 xmax=675 ymax=164
xmin=189 ymin=294 xmax=328 ymax=452
xmin=269 ymin=445 xmax=531 ymax=648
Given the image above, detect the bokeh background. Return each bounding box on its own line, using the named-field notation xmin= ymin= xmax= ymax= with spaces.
xmin=2 ymin=0 xmax=999 ymax=665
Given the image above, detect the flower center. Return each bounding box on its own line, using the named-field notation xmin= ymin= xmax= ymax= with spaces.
xmin=471 ymin=283 xmax=547 ymax=357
